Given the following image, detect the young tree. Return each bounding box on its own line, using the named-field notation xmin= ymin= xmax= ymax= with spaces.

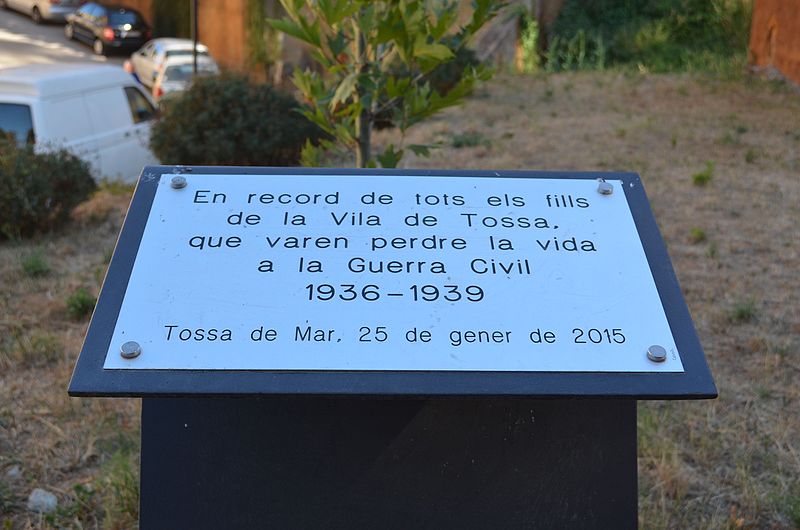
xmin=269 ymin=0 xmax=505 ymax=168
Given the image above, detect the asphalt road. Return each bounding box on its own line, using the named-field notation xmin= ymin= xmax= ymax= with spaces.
xmin=0 ymin=6 xmax=125 ymax=68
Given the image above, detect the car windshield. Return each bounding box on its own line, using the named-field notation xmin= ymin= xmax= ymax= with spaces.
xmin=165 ymin=49 xmax=209 ymax=58
xmin=0 ymin=103 xmax=35 ymax=145
xmin=164 ymin=64 xmax=217 ymax=82
xmin=109 ymin=11 xmax=141 ymax=26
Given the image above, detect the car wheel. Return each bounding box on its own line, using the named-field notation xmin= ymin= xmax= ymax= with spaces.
xmin=93 ymin=39 xmax=105 ymax=56
xmin=31 ymin=7 xmax=42 ymax=24
xmin=64 ymin=24 xmax=74 ymax=40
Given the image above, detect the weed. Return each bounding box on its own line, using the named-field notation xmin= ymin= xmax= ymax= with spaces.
xmin=786 ymin=493 xmax=800 ymax=528
xmin=21 ymin=250 xmax=50 ymax=278
xmin=0 ymin=479 xmax=9 ymax=514
xmin=66 ymin=288 xmax=96 ymax=320
xmin=755 ymin=387 xmax=772 ymax=399
xmin=451 ymin=131 xmax=489 ymax=149
xmin=670 ymin=132 xmax=677 ymax=149
xmin=615 ymin=127 xmax=627 ymax=138
xmin=744 ymin=148 xmax=758 ymax=164
xmin=692 ymin=161 xmax=714 ymax=186
xmin=720 ymin=131 xmax=739 ymax=145
xmin=13 ymin=332 xmax=61 ymax=367
xmin=728 ymin=298 xmax=757 ymax=324
xmin=99 ymin=450 xmax=139 ymax=528
xmin=518 ymin=14 xmax=540 ymax=73
xmin=689 ymin=228 xmax=707 ymax=244
xmin=544 ymin=30 xmax=606 ymax=72
xmin=707 ymin=242 xmax=718 ymax=259
xmin=98 ymin=179 xmax=135 ymax=196
xmin=44 ymin=483 xmax=97 ymax=527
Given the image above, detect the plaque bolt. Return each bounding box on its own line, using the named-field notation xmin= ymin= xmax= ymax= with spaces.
xmin=120 ymin=341 xmax=142 ymax=359
xmin=170 ymin=175 xmax=187 ymax=189
xmin=646 ymin=345 xmax=667 ymax=363
xmin=597 ymin=178 xmax=613 ymax=195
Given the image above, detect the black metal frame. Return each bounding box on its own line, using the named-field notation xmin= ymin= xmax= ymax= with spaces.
xmin=68 ymin=166 xmax=717 ymax=399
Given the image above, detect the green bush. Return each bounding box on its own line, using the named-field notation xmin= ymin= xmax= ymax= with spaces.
xmin=150 ymin=75 xmax=324 ymax=166
xmin=66 ymin=288 xmax=96 ymax=320
xmin=549 ymin=0 xmax=752 ymax=72
xmin=0 ymin=140 xmax=95 ymax=240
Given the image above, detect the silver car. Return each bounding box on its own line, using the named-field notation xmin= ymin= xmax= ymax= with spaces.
xmin=0 ymin=0 xmax=83 ymax=23
xmin=130 ymin=38 xmax=213 ymax=88
xmin=151 ymin=56 xmax=220 ymax=102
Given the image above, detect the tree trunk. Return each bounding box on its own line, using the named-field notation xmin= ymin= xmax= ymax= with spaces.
xmin=355 ymin=25 xmax=371 ymax=167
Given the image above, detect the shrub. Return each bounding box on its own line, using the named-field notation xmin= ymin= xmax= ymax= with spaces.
xmin=451 ymin=131 xmax=490 ymax=149
xmin=549 ymin=0 xmax=752 ymax=73
xmin=727 ymin=298 xmax=757 ymax=324
xmin=150 ymin=75 xmax=323 ymax=166
xmin=66 ymin=288 xmax=96 ymax=320
xmin=688 ymin=228 xmax=707 ymax=244
xmin=0 ymin=140 xmax=95 ymax=240
xmin=21 ymin=250 xmax=50 ymax=277
xmin=692 ymin=161 xmax=715 ymax=186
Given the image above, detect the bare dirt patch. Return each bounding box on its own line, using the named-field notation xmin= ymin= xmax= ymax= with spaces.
xmin=1 ymin=72 xmax=798 ymax=528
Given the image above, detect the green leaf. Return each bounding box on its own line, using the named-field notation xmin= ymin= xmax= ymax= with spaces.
xmin=327 ymin=30 xmax=348 ymax=59
xmin=377 ymin=144 xmax=403 ymax=168
xmin=413 ymin=37 xmax=453 ymax=61
xmin=265 ymin=18 xmax=309 ymax=45
xmin=407 ymin=144 xmax=433 ymax=157
xmin=330 ymin=72 xmax=358 ymax=111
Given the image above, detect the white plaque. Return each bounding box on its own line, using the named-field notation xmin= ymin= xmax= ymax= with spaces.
xmin=103 ymin=174 xmax=683 ymax=372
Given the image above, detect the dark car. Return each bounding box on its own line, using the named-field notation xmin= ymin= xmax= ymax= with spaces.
xmin=64 ymin=2 xmax=150 ymax=56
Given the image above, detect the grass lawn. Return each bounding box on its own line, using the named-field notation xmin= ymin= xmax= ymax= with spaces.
xmin=2 ymin=71 xmax=799 ymax=528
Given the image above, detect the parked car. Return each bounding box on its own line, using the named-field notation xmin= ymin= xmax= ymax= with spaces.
xmin=151 ymin=56 xmax=219 ymax=102
xmin=0 ymin=63 xmax=159 ymax=182
xmin=0 ymin=0 xmax=83 ymax=24
xmin=130 ymin=38 xmax=214 ymax=88
xmin=64 ymin=2 xmax=150 ymax=56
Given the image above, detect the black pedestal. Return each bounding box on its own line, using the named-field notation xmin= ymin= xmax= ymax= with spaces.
xmin=140 ymin=397 xmax=637 ymax=529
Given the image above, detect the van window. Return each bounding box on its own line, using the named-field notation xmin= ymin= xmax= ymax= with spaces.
xmin=0 ymin=103 xmax=35 ymax=144
xmin=124 ymin=87 xmax=157 ymax=123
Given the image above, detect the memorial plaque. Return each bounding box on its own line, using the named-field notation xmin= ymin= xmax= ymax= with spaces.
xmin=69 ymin=168 xmax=717 ymax=397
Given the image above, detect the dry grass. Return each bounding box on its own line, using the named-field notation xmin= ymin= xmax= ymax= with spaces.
xmin=383 ymin=71 xmax=800 ymax=529
xmin=1 ymin=189 xmax=140 ymax=529
xmin=1 ymin=71 xmax=798 ymax=528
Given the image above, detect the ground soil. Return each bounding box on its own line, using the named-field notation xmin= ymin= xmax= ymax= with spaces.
xmin=1 ymin=71 xmax=799 ymax=529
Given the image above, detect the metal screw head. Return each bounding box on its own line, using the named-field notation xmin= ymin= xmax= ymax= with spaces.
xmin=170 ymin=175 xmax=187 ymax=189
xmin=646 ymin=345 xmax=667 ymax=363
xmin=120 ymin=341 xmax=142 ymax=359
xmin=597 ymin=179 xmax=614 ymax=195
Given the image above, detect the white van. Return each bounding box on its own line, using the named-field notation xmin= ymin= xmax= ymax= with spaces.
xmin=0 ymin=63 xmax=158 ymax=182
